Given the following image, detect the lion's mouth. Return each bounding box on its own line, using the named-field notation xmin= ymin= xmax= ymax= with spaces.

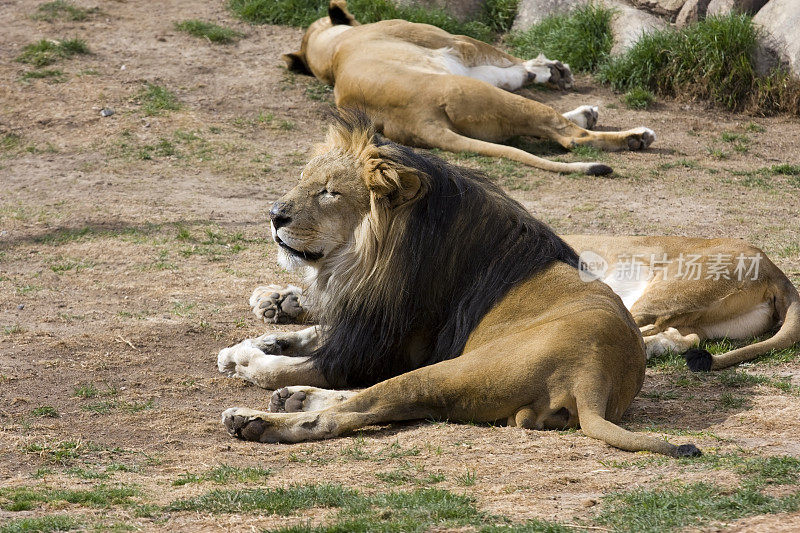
xmin=275 ymin=235 xmax=324 ymax=262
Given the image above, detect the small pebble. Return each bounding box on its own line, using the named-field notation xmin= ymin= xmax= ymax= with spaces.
xmin=100 ymin=108 xmax=115 ymax=117
xmin=582 ymin=498 xmax=597 ymax=508
xmin=17 ymin=304 xmax=24 ymax=310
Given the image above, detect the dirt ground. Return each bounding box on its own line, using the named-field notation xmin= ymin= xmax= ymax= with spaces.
xmin=1 ymin=0 xmax=800 ymax=531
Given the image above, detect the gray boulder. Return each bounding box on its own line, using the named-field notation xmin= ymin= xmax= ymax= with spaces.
xmin=630 ymin=0 xmax=687 ymax=20
xmin=753 ymin=0 xmax=800 ymax=78
xmin=706 ymin=0 xmax=769 ymax=16
xmin=512 ymin=0 xmax=667 ymax=55
xmin=675 ymin=0 xmax=711 ymax=26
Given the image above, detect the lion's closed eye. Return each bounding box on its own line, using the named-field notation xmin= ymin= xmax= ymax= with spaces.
xmin=319 ymin=189 xmax=341 ymax=199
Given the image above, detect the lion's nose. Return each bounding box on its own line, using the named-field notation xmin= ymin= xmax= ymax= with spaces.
xmin=269 ymin=202 xmax=292 ymax=230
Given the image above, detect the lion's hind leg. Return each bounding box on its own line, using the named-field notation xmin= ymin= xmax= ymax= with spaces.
xmin=269 ymin=386 xmax=358 ymax=413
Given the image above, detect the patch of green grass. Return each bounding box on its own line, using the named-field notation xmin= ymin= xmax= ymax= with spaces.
xmin=82 ymin=399 xmax=154 ymax=414
xmin=596 ymin=481 xmax=800 ymax=533
xmin=2 ymin=133 xmax=23 ymax=152
xmin=31 ymin=406 xmax=59 ymax=418
xmin=569 ymin=144 xmax=604 ymax=160
xmin=136 ymin=83 xmax=180 ymax=116
xmin=73 ymin=383 xmax=99 ymax=398
xmin=0 ymin=485 xmax=138 ymax=512
xmin=3 ymin=324 xmax=26 ymax=335
xmin=507 ymin=3 xmax=613 ymax=73
xmin=658 ymin=158 xmax=699 ymax=170
xmin=0 ymin=514 xmax=82 ymax=533
xmin=174 ymin=20 xmax=243 ymax=44
xmin=173 ymin=465 xmax=273 ymax=486
xmin=745 ymin=121 xmax=765 ymax=133
xmin=623 ymin=87 xmax=654 ymax=110
xmin=20 ymin=440 xmax=128 ymax=465
xmin=229 ymin=0 xmax=494 ymax=41
xmin=168 ymin=483 xmax=360 ymax=514
xmin=20 ymin=69 xmax=65 ymax=82
xmin=64 ymin=468 xmax=110 ymax=480
xmin=33 ymin=0 xmax=98 ymax=22
xmin=16 ymin=38 xmax=89 ymax=67
xmin=715 ymin=369 xmax=798 ymax=394
xmin=481 ymin=0 xmax=519 ymax=34
xmin=706 ymin=147 xmax=729 ymax=160
xmin=598 ymin=13 xmax=800 ymax=115
xmin=455 ymin=469 xmax=478 ymax=487
xmin=770 ymin=163 xmax=800 ymax=176
xmin=719 ymin=392 xmax=746 ymax=410
xmin=305 ymin=80 xmax=333 ymax=101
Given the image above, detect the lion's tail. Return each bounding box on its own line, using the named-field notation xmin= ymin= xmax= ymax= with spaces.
xmin=701 ymin=277 xmax=800 ymax=371
xmin=433 ymin=129 xmax=613 ymax=176
xmin=575 ymin=394 xmax=701 ymax=457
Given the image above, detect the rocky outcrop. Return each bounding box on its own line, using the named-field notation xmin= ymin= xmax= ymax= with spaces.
xmin=753 ymin=0 xmax=800 ymax=78
xmin=394 ymin=0 xmax=487 ymax=21
xmin=630 ymin=0 xmax=687 ymax=20
xmin=706 ymin=0 xmax=769 ymax=16
xmin=512 ymin=0 xmax=667 ymax=54
xmin=675 ymin=0 xmax=711 ymax=26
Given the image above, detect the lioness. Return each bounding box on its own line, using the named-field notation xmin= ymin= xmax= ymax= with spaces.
xmin=218 ymin=110 xmax=700 ymax=457
xmin=282 ymin=1 xmax=656 ymax=175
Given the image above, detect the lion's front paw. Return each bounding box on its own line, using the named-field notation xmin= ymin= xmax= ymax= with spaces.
xmin=269 ymin=387 xmax=308 ymax=413
xmin=222 ymin=408 xmax=280 ymax=443
xmin=564 ymin=105 xmax=599 ymax=130
xmin=217 ymin=342 xmax=263 ymax=380
xmin=625 ymin=127 xmax=656 ymax=151
xmin=249 ymin=285 xmax=304 ymax=324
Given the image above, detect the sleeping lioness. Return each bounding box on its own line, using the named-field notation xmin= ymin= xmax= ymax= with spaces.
xmin=282 ymin=1 xmax=656 ymax=175
xmin=218 ymin=110 xmax=700 ymax=457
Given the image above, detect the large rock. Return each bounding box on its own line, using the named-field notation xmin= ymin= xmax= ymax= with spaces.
xmin=394 ymin=0 xmax=486 ymax=21
xmin=753 ymin=0 xmax=800 ymax=78
xmin=513 ymin=0 xmax=667 ymax=55
xmin=706 ymin=0 xmax=769 ymax=16
xmin=630 ymin=0 xmax=687 ymax=20
xmin=675 ymin=0 xmax=711 ymax=27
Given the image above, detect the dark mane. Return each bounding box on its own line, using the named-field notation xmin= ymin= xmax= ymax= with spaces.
xmin=308 ymin=111 xmax=580 ymax=387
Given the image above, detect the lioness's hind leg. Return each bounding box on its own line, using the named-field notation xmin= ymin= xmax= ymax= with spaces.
xmin=250 ymin=284 xmax=306 ymax=323
xmin=563 ymin=105 xmax=599 ymax=130
xmin=642 ymin=327 xmax=701 ymax=359
xmin=269 ymin=386 xmax=358 ymax=413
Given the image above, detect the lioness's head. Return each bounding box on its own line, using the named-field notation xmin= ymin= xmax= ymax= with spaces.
xmin=282 ymin=1 xmax=360 ymax=77
xmin=270 ymin=110 xmax=423 ymax=271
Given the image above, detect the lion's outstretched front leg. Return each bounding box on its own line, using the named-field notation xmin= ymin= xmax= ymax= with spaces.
xmin=217 ymin=327 xmax=327 ymax=389
xmin=250 ymin=284 xmax=307 ymax=324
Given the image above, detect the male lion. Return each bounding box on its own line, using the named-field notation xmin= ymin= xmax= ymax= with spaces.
xmin=281 ymin=1 xmax=656 ymax=176
xmin=218 ymin=110 xmax=700 ymax=457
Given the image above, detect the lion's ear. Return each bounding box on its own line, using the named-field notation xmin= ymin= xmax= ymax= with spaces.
xmin=364 ymin=160 xmax=422 ymax=208
xmin=282 ymin=51 xmax=312 ymax=75
xmin=329 ymin=1 xmax=359 ymax=26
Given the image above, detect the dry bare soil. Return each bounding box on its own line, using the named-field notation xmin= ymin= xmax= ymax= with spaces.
xmin=2 ymin=1 xmax=800 ymax=531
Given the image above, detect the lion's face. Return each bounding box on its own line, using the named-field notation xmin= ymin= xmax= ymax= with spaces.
xmin=270 ymin=152 xmax=371 ymax=269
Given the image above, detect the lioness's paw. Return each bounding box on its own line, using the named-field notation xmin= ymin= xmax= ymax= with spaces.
xmin=524 ymin=55 xmax=573 ymax=89
xmin=625 ymin=127 xmax=656 ymax=151
xmin=249 ymin=285 xmax=304 ymax=324
xmin=563 ymin=105 xmax=599 ymax=130
xmin=547 ymin=60 xmax=573 ymax=90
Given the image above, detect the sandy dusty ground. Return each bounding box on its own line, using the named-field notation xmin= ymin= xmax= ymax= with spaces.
xmin=1 ymin=0 xmax=799 ymax=531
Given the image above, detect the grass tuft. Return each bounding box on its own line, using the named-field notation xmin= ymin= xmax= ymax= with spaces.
xmin=506 ymin=3 xmax=613 ymax=73
xmin=174 ymin=20 xmax=244 ymax=44
xmin=228 ymin=0 xmax=494 ymax=41
xmin=0 ymin=485 xmax=138 ymax=512
xmin=172 ymin=464 xmax=273 ymax=486
xmin=33 ymin=0 xmax=98 ymax=22
xmin=16 ymin=38 xmax=89 ymax=67
xmin=598 ymin=13 xmax=800 ymax=115
xmin=136 ymin=84 xmax=181 ymax=115
xmin=31 ymin=405 xmax=59 ymax=418
xmin=0 ymin=515 xmax=81 ymax=533
xmin=21 ymin=69 xmax=65 ymax=82
xmin=624 ymin=87 xmax=654 ymax=109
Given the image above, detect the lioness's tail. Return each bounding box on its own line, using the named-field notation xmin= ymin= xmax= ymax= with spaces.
xmin=688 ymin=277 xmax=800 ymax=371
xmin=433 ymin=129 xmax=613 ymax=176
xmin=575 ymin=395 xmax=701 ymax=457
